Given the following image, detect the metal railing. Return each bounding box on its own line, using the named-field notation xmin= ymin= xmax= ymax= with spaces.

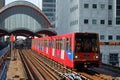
xmin=0 ymin=62 xmax=7 ymax=80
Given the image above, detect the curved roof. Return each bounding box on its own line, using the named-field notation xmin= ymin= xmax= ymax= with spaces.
xmin=0 ymin=1 xmax=51 ymax=28
xmin=0 ymin=1 xmax=57 ymax=37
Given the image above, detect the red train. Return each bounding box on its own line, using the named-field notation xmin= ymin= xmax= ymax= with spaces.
xmin=31 ymin=32 xmax=101 ymax=68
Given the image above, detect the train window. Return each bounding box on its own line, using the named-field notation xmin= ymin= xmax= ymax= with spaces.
xmin=56 ymin=39 xmax=58 ymax=49
xmin=75 ymin=33 xmax=99 ymax=53
xmin=44 ymin=40 xmax=45 ymax=46
xmin=75 ymin=39 xmax=82 ymax=52
xmin=62 ymin=38 xmax=65 ymax=50
xmin=83 ymin=39 xmax=92 ymax=52
xmin=38 ymin=39 xmax=40 ymax=45
xmin=57 ymin=39 xmax=62 ymax=50
xmin=59 ymin=39 xmax=62 ymax=50
xmin=44 ymin=40 xmax=46 ymax=46
xmin=46 ymin=40 xmax=49 ymax=47
xmin=66 ymin=38 xmax=72 ymax=51
xmin=91 ymin=39 xmax=98 ymax=52
xmin=55 ymin=39 xmax=58 ymax=49
xmin=57 ymin=39 xmax=58 ymax=49
xmin=46 ymin=40 xmax=47 ymax=46
xmin=52 ymin=39 xmax=56 ymax=48
xmin=42 ymin=40 xmax=44 ymax=46
xmin=58 ymin=39 xmax=60 ymax=49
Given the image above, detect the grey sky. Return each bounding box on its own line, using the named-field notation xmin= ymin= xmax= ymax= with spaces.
xmin=5 ymin=0 xmax=42 ymax=9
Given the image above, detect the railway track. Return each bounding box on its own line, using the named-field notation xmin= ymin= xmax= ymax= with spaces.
xmin=30 ymin=50 xmax=88 ymax=80
xmin=19 ymin=49 xmax=69 ymax=80
xmin=32 ymin=50 xmax=117 ymax=80
xmin=78 ymin=69 xmax=113 ymax=80
xmin=19 ymin=49 xmax=118 ymax=80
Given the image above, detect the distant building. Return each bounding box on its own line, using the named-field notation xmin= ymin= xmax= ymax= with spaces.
xmin=56 ymin=0 xmax=120 ymax=67
xmin=0 ymin=0 xmax=5 ymax=9
xmin=0 ymin=0 xmax=5 ymax=42
xmin=42 ymin=0 xmax=56 ymax=23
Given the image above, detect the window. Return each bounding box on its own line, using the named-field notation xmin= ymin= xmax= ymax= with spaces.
xmin=70 ymin=5 xmax=78 ymax=12
xmin=100 ymin=4 xmax=105 ymax=9
xmin=108 ymin=20 xmax=112 ymax=25
xmin=84 ymin=19 xmax=89 ymax=24
xmin=84 ymin=4 xmax=89 ymax=8
xmin=66 ymin=38 xmax=71 ymax=51
xmin=70 ymin=20 xmax=78 ymax=26
xmin=117 ymin=0 xmax=120 ymax=4
xmin=92 ymin=19 xmax=97 ymax=24
xmin=116 ymin=35 xmax=120 ymax=40
xmin=117 ymin=5 xmax=120 ymax=9
xmin=93 ymin=4 xmax=97 ymax=8
xmin=109 ymin=54 xmax=118 ymax=66
xmin=108 ymin=5 xmax=112 ymax=10
xmin=108 ymin=35 xmax=113 ymax=40
xmin=117 ymin=10 xmax=120 ymax=16
xmin=100 ymin=20 xmax=105 ymax=24
xmin=116 ymin=18 xmax=120 ymax=24
xmin=45 ymin=13 xmax=54 ymax=16
xmin=100 ymin=35 xmax=105 ymax=40
xmin=44 ymin=0 xmax=55 ymax=2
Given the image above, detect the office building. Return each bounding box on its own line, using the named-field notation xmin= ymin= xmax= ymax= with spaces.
xmin=42 ymin=0 xmax=56 ymax=23
xmin=56 ymin=0 xmax=120 ymax=67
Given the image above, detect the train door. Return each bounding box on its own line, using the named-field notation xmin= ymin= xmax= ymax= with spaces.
xmin=65 ymin=37 xmax=74 ymax=68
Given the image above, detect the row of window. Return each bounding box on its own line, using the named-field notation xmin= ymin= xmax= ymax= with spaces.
xmin=43 ymin=0 xmax=56 ymax=3
xmin=44 ymin=13 xmax=54 ymax=16
xmin=43 ymin=8 xmax=56 ymax=12
xmin=43 ymin=3 xmax=56 ymax=7
xmin=70 ymin=20 xmax=78 ymax=26
xmin=84 ymin=3 xmax=112 ymax=10
xmin=70 ymin=5 xmax=78 ymax=12
xmin=70 ymin=19 xmax=112 ymax=27
xmin=116 ymin=0 xmax=120 ymax=25
xmin=100 ymin=35 xmax=120 ymax=40
xmin=33 ymin=38 xmax=72 ymax=50
xmin=84 ymin=19 xmax=112 ymax=25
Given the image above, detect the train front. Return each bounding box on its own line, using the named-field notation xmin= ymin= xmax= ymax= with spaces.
xmin=74 ymin=33 xmax=101 ymax=68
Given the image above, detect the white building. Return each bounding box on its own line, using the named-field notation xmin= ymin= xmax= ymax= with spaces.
xmin=42 ymin=0 xmax=56 ymax=23
xmin=56 ymin=0 xmax=120 ymax=67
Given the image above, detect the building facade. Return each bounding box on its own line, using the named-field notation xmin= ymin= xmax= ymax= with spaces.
xmin=0 ymin=0 xmax=5 ymax=9
xmin=56 ymin=0 xmax=120 ymax=67
xmin=0 ymin=0 xmax=5 ymax=41
xmin=42 ymin=0 xmax=56 ymax=23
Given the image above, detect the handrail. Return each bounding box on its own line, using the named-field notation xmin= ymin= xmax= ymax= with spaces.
xmin=0 ymin=62 xmax=7 ymax=80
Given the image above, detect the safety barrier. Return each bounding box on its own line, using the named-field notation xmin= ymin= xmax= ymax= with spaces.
xmin=0 ymin=46 xmax=10 ymax=80
xmin=0 ymin=46 xmax=9 ymax=57
xmin=0 ymin=62 xmax=7 ymax=80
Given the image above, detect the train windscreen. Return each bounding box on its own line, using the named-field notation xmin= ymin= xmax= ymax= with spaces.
xmin=75 ymin=33 xmax=99 ymax=53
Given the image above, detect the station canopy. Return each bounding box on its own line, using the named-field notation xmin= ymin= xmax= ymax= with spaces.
xmin=0 ymin=1 xmax=57 ymax=37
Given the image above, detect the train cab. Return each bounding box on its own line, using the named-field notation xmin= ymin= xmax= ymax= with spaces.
xmin=74 ymin=33 xmax=101 ymax=68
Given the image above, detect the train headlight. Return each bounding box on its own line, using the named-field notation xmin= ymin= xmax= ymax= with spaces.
xmin=75 ymin=56 xmax=78 ymax=59
xmin=95 ymin=56 xmax=99 ymax=59
xmin=75 ymin=56 xmax=80 ymax=59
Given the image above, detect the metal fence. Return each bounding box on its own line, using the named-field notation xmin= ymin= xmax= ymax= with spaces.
xmin=0 ymin=62 xmax=7 ymax=80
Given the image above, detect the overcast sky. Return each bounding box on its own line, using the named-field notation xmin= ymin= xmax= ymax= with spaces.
xmin=5 ymin=0 xmax=42 ymax=9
